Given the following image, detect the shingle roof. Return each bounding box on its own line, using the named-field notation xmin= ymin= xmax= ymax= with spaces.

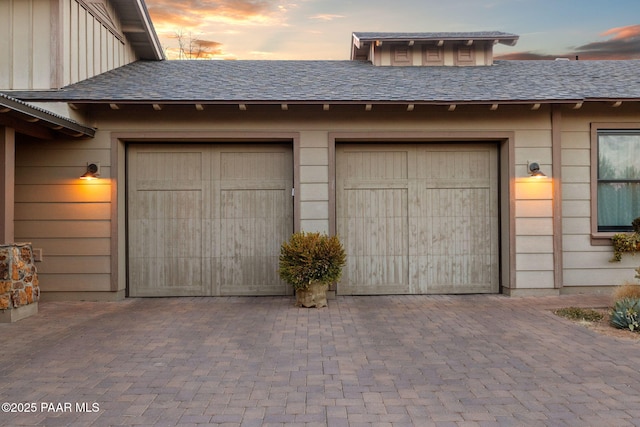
xmin=353 ymin=31 xmax=519 ymax=42
xmin=8 ymin=59 xmax=640 ymax=104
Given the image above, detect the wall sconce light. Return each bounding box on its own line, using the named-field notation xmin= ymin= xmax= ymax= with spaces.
xmin=527 ymin=161 xmax=546 ymax=178
xmin=80 ymin=163 xmax=100 ymax=180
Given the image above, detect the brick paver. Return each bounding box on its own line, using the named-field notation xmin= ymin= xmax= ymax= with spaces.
xmin=1 ymin=294 xmax=639 ymax=426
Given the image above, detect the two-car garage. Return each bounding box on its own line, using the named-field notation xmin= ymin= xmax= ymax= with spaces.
xmin=126 ymin=141 xmax=499 ymax=297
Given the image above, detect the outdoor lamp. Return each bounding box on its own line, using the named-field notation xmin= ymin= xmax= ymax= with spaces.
xmin=527 ymin=162 xmax=546 ymax=178
xmin=80 ymin=163 xmax=100 ymax=180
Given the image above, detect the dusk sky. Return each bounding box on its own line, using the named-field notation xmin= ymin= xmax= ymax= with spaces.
xmin=145 ymin=0 xmax=640 ymax=61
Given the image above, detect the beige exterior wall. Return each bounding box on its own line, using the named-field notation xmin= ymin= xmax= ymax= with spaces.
xmin=513 ymin=123 xmax=555 ymax=292
xmin=560 ymin=104 xmax=640 ymax=292
xmin=15 ymin=132 xmax=113 ymax=299
xmin=373 ymin=42 xmax=493 ymax=67
xmin=0 ymin=0 xmax=137 ymax=90
xmin=0 ymin=0 xmax=53 ymax=89
xmin=299 ymin=131 xmax=330 ymax=234
xmin=14 ymin=103 xmax=640 ymax=299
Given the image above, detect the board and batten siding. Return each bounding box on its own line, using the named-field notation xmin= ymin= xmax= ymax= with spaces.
xmin=13 ymin=136 xmax=113 ymax=297
xmin=0 ymin=0 xmax=137 ymax=90
xmin=60 ymin=0 xmax=137 ymax=87
xmin=0 ymin=0 xmax=53 ymax=89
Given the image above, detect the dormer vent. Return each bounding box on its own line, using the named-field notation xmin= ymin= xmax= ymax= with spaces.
xmin=351 ymin=31 xmax=519 ymax=66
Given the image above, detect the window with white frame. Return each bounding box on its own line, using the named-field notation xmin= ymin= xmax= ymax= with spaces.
xmin=597 ymin=130 xmax=640 ymax=232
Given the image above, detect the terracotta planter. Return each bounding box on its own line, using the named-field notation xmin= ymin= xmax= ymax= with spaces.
xmin=295 ymin=282 xmax=328 ymax=308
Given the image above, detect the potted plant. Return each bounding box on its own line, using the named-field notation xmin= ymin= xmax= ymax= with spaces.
xmin=611 ymin=217 xmax=640 ymax=262
xmin=278 ymin=232 xmax=346 ymax=308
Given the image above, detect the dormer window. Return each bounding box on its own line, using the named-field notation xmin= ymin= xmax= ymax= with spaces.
xmin=351 ymin=31 xmax=519 ymax=66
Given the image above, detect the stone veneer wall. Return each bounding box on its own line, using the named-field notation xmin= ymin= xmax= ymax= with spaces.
xmin=0 ymin=243 xmax=39 ymax=311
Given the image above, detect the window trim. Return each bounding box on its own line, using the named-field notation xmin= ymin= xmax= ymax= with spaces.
xmin=591 ymin=123 xmax=640 ymax=245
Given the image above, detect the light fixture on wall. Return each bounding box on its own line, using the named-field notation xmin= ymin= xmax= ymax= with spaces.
xmin=80 ymin=163 xmax=100 ymax=180
xmin=527 ymin=161 xmax=546 ymax=178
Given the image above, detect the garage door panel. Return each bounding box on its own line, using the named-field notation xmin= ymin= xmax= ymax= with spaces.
xmin=129 ymin=188 xmax=205 ymax=296
xmin=136 ymin=151 xmax=203 ymax=181
xmin=418 ymin=148 xmax=493 ymax=181
xmin=420 ymin=147 xmax=497 ymax=294
xmin=219 ymin=188 xmax=291 ymax=296
xmin=342 ymin=150 xmax=408 ymax=180
xmin=128 ymin=144 xmax=292 ymax=297
xmin=215 ymin=150 xmax=293 ymax=296
xmin=130 ymin=257 xmax=204 ymax=296
xmin=337 ymin=143 xmax=498 ymax=295
xmin=339 ymin=188 xmax=410 ymax=294
xmin=221 ymin=151 xmax=291 ymax=180
xmin=219 ymin=255 xmax=284 ymax=296
xmin=134 ymin=180 xmax=203 ymax=191
xmin=129 ymin=192 xmax=203 ymax=237
xmin=414 ymin=149 xmax=498 ymax=294
xmin=343 ymin=255 xmax=409 ymax=294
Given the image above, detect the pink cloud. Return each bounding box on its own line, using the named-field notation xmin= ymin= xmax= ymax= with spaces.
xmin=496 ymin=24 xmax=640 ymax=60
xmin=601 ymin=24 xmax=640 ymax=40
xmin=147 ymin=0 xmax=281 ymax=29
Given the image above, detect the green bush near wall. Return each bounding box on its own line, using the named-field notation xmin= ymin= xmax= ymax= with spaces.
xmin=610 ymin=217 xmax=640 ymax=262
xmin=278 ymin=232 xmax=346 ymax=291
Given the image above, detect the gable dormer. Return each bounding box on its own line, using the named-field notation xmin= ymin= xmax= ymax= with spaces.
xmin=351 ymin=32 xmax=519 ymax=66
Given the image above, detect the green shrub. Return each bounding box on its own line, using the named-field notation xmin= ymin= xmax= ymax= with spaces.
xmin=554 ymin=307 xmax=604 ymax=322
xmin=610 ymin=232 xmax=640 ymax=262
xmin=610 ymin=298 xmax=640 ymax=332
xmin=611 ymin=216 xmax=640 ymax=262
xmin=278 ymin=232 xmax=346 ymax=291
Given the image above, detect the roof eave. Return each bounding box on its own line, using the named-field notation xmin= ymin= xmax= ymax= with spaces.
xmin=352 ymin=33 xmax=519 ymax=46
xmin=58 ymin=98 xmax=628 ymax=108
xmin=0 ymin=94 xmax=96 ymax=138
xmin=112 ymin=0 xmax=165 ymax=61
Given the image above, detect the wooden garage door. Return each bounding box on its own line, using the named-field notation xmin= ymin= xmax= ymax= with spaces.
xmin=336 ymin=143 xmax=499 ymax=295
xmin=127 ymin=144 xmax=293 ymax=297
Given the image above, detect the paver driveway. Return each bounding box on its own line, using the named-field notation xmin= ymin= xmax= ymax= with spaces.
xmin=1 ymin=294 xmax=639 ymax=426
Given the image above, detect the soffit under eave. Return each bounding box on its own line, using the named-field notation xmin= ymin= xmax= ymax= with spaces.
xmin=0 ymin=98 xmax=95 ymax=139
xmin=352 ymin=35 xmax=519 ymax=48
xmin=111 ymin=0 xmax=164 ymax=60
xmin=63 ymin=99 xmax=636 ymax=112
